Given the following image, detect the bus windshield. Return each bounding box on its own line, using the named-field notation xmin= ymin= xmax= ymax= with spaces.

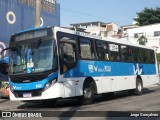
xmin=10 ymin=39 xmax=57 ymax=74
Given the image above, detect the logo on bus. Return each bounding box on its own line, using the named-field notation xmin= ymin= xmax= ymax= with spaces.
xmin=88 ymin=65 xmax=94 ymax=73
xmin=88 ymin=65 xmax=111 ymax=73
xmin=133 ymin=64 xmax=143 ymax=75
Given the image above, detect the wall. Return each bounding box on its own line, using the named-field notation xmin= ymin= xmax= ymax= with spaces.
xmin=0 ymin=0 xmax=60 ymax=58
xmin=127 ymin=23 xmax=160 ymax=49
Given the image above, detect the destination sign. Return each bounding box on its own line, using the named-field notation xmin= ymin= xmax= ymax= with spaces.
xmin=75 ymin=31 xmax=102 ymax=40
xmin=14 ymin=29 xmax=48 ymax=41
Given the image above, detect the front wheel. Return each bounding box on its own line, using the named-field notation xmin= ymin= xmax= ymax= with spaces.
xmin=80 ymin=82 xmax=94 ymax=105
xmin=134 ymin=79 xmax=143 ymax=95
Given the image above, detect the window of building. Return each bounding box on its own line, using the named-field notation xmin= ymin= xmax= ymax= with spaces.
xmin=96 ymin=41 xmax=109 ymax=60
xmin=17 ymin=0 xmax=55 ymax=13
xmin=154 ymin=31 xmax=160 ymax=37
xmin=121 ymin=45 xmax=132 ymax=62
xmin=134 ymin=33 xmax=138 ymax=38
xmin=109 ymin=43 xmax=120 ymax=61
xmin=79 ymin=38 xmax=94 ymax=59
xmin=134 ymin=33 xmax=144 ymax=38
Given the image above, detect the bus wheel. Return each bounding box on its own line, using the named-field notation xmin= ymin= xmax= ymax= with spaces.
xmin=134 ymin=78 xmax=143 ymax=95
xmin=80 ymin=82 xmax=94 ymax=105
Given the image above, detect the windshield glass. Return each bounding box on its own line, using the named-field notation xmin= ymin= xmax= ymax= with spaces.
xmin=10 ymin=39 xmax=57 ymax=74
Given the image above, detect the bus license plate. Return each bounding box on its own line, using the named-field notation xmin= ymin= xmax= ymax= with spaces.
xmin=23 ymin=93 xmax=32 ymax=98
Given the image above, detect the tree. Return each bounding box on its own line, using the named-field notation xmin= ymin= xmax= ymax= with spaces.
xmin=157 ymin=53 xmax=160 ymax=63
xmin=134 ymin=7 xmax=160 ymax=26
xmin=137 ymin=35 xmax=148 ymax=45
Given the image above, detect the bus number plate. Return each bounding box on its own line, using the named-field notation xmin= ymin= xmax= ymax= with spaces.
xmin=23 ymin=93 xmax=32 ymax=98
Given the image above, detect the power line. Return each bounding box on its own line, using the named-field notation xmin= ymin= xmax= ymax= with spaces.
xmin=61 ymin=7 xmax=129 ymax=24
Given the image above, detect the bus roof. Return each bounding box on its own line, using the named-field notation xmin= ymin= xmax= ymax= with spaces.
xmin=13 ymin=26 xmax=46 ymax=35
xmin=54 ymin=27 xmax=155 ymax=50
xmin=12 ymin=26 xmax=155 ymax=50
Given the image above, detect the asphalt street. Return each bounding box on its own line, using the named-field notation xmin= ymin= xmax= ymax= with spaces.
xmin=0 ymin=84 xmax=160 ymax=120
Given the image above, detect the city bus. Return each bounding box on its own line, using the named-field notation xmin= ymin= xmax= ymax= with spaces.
xmin=7 ymin=26 xmax=159 ymax=105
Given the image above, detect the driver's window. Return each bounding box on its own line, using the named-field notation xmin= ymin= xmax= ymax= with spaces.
xmin=61 ymin=43 xmax=75 ymax=63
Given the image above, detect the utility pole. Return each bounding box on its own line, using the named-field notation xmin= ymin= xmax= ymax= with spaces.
xmin=35 ymin=0 xmax=42 ymax=28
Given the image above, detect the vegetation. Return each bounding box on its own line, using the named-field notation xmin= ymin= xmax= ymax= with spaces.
xmin=137 ymin=35 xmax=148 ymax=45
xmin=135 ymin=7 xmax=160 ymax=26
xmin=157 ymin=53 xmax=160 ymax=63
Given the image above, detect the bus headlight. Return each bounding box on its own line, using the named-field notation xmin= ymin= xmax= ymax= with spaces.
xmin=44 ymin=79 xmax=57 ymax=91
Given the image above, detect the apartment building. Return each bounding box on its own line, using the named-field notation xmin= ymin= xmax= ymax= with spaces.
xmin=121 ymin=23 xmax=160 ymax=52
xmin=70 ymin=21 xmax=119 ymax=38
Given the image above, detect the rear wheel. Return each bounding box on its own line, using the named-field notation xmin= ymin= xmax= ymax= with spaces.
xmin=80 ymin=82 xmax=94 ymax=105
xmin=134 ymin=78 xmax=143 ymax=95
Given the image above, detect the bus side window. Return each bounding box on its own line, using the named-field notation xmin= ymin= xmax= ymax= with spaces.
xmin=140 ymin=48 xmax=149 ymax=63
xmin=61 ymin=43 xmax=75 ymax=63
xmin=59 ymin=41 xmax=76 ymax=74
xmin=121 ymin=45 xmax=132 ymax=62
xmin=57 ymin=33 xmax=77 ymax=75
xmin=131 ymin=47 xmax=139 ymax=62
xmin=109 ymin=43 xmax=120 ymax=61
xmin=79 ymin=38 xmax=94 ymax=59
xmin=96 ymin=41 xmax=109 ymax=60
xmin=148 ymin=50 xmax=155 ymax=63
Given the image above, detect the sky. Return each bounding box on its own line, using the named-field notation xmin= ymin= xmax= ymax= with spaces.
xmin=57 ymin=0 xmax=160 ymax=27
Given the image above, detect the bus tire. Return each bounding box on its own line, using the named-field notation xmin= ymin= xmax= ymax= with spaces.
xmin=134 ymin=78 xmax=143 ymax=95
xmin=80 ymin=82 xmax=94 ymax=105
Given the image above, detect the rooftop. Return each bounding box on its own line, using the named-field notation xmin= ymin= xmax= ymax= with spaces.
xmin=70 ymin=21 xmax=106 ymax=27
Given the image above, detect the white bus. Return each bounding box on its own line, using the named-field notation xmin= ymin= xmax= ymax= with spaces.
xmin=7 ymin=26 xmax=159 ymax=105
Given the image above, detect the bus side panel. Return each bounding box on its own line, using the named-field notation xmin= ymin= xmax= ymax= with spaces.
xmin=93 ymin=77 xmax=103 ymax=94
xmin=101 ymin=77 xmax=112 ymax=93
xmin=139 ymin=63 xmax=158 ymax=87
xmin=111 ymin=76 xmax=136 ymax=92
xmin=63 ymin=60 xmax=158 ymax=97
xmin=142 ymin=75 xmax=159 ymax=87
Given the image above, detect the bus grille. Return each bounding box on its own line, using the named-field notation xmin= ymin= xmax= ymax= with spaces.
xmin=13 ymin=89 xmax=42 ymax=98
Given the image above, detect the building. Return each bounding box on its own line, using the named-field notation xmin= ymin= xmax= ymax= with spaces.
xmin=121 ymin=24 xmax=139 ymax=39
xmin=70 ymin=21 xmax=119 ymax=38
xmin=0 ymin=0 xmax=60 ymax=58
xmin=121 ymin=23 xmax=160 ymax=52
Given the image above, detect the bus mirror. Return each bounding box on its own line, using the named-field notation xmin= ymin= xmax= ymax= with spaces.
xmin=1 ymin=48 xmax=6 ymax=63
xmin=73 ymin=51 xmax=76 ymax=62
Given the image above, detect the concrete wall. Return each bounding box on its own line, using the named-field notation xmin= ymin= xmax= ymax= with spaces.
xmin=126 ymin=23 xmax=160 ymax=49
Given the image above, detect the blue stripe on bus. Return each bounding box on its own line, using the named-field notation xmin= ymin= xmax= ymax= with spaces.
xmin=9 ymin=71 xmax=58 ymax=91
xmin=64 ymin=60 xmax=156 ymax=78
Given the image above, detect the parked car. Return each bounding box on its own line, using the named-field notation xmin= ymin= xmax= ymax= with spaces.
xmin=0 ymin=60 xmax=9 ymax=98
xmin=0 ymin=79 xmax=9 ymax=97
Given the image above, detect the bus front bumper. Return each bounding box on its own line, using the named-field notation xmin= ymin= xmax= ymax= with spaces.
xmin=9 ymin=83 xmax=64 ymax=101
